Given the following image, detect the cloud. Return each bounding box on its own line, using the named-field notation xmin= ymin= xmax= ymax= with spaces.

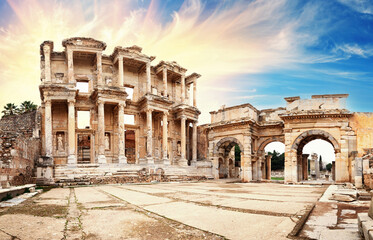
xmin=337 ymin=0 xmax=373 ymax=14
xmin=334 ymin=43 xmax=373 ymax=58
xmin=0 ymin=0 xmax=363 ymax=123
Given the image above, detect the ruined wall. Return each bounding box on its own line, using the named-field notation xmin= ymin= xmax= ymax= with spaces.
xmin=350 ymin=112 xmax=373 ymax=158
xmin=0 ymin=111 xmax=41 ymax=187
xmin=210 ymin=103 xmax=259 ymax=123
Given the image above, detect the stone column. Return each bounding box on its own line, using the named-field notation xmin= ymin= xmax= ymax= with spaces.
xmin=67 ymin=99 xmax=76 ymax=166
xmin=192 ymin=121 xmax=197 ymax=166
xmin=193 ymin=80 xmax=197 ymax=107
xmin=43 ymin=45 xmax=51 ymax=83
xmin=162 ymin=111 xmax=170 ymax=165
xmin=146 ymin=109 xmax=154 ymax=164
xmin=44 ymin=100 xmax=53 ymax=157
xmin=97 ymin=52 xmax=103 ymax=86
xmin=97 ymin=100 xmax=106 ymax=164
xmin=266 ymin=155 xmax=271 ymax=180
xmin=181 ymin=74 xmax=185 ymax=103
xmin=67 ymin=49 xmax=74 ymax=83
xmin=163 ymin=68 xmax=167 ymax=97
xmin=179 ymin=116 xmax=188 ymax=166
xmin=118 ymin=102 xmax=127 ymax=164
xmin=146 ymin=62 xmax=151 ymax=93
xmin=118 ymin=56 xmax=124 ymax=87
xmin=302 ymin=154 xmax=309 ymax=180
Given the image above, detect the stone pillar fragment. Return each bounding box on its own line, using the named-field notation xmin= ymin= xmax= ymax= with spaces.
xmin=355 ymin=157 xmax=363 ymax=188
xmin=97 ymin=100 xmax=106 ymax=164
xmin=192 ymin=121 xmax=197 ymax=166
xmin=97 ymin=52 xmax=103 ymax=86
xmin=146 ymin=62 xmax=151 ymax=93
xmin=44 ymin=100 xmax=53 ymax=157
xmin=118 ymin=56 xmax=124 ymax=87
xmin=163 ymin=68 xmax=167 ymax=97
xmin=67 ymin=49 xmax=74 ymax=83
xmin=162 ymin=112 xmax=170 ymax=165
xmin=118 ymin=102 xmax=127 ymax=164
xmin=193 ymin=80 xmax=197 ymax=107
xmin=146 ymin=109 xmax=154 ymax=164
xmin=302 ymin=154 xmax=309 ymax=180
xmin=266 ymin=155 xmax=271 ymax=180
xmin=43 ymin=45 xmax=51 ymax=83
xmin=67 ymin=100 xmax=76 ymax=166
xmin=179 ymin=116 xmax=188 ymax=166
xmin=181 ymin=74 xmax=185 ymax=104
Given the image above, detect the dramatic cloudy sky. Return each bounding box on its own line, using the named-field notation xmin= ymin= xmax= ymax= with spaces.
xmin=0 ymin=0 xmax=372 ymax=160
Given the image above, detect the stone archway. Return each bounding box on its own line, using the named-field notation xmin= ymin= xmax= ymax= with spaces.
xmin=288 ymin=129 xmax=340 ymax=183
xmin=214 ymin=137 xmax=244 ymax=155
xmin=213 ymin=137 xmax=244 ymax=180
xmin=291 ymin=129 xmax=340 ymax=154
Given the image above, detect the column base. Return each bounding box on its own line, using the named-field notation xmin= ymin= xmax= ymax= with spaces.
xmin=191 ymin=160 xmax=197 ymax=167
xmin=67 ymin=155 xmax=77 ymax=168
xmin=178 ymin=158 xmax=188 ymax=167
xmin=119 ymin=155 xmax=127 ymax=165
xmin=163 ymin=158 xmax=170 ymax=165
xmin=97 ymin=155 xmax=106 ymax=164
xmin=147 ymin=157 xmax=154 ymax=165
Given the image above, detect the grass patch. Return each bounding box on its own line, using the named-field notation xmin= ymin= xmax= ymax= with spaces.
xmin=1 ymin=200 xmax=68 ymax=218
xmin=271 ymin=177 xmax=284 ymax=180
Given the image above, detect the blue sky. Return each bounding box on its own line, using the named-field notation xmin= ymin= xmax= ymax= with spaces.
xmin=0 ymin=0 xmax=372 ymax=123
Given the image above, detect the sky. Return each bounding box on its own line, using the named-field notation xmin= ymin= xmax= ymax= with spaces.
xmin=0 ymin=0 xmax=372 ymax=127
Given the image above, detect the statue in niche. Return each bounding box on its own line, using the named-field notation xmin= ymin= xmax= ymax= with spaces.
xmin=57 ymin=134 xmax=64 ymax=151
xmin=105 ymin=133 xmax=110 ymax=150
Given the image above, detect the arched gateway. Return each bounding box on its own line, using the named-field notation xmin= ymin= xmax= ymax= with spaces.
xmin=202 ymin=94 xmax=358 ymax=183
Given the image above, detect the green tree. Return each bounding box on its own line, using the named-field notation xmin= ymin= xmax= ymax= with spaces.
xmin=1 ymin=103 xmax=19 ymax=116
xmin=268 ymin=150 xmax=285 ymax=170
xmin=326 ymin=163 xmax=332 ymax=171
xmin=19 ymin=101 xmax=37 ymax=113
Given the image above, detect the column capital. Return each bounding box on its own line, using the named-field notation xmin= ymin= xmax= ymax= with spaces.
xmin=146 ymin=61 xmax=151 ymax=68
xmin=180 ymin=115 xmax=187 ymax=120
xmin=97 ymin=99 xmax=105 ymax=105
xmin=43 ymin=44 xmax=51 ymax=53
xmin=146 ymin=108 xmax=153 ymax=114
xmin=67 ymin=99 xmax=76 ymax=104
xmin=118 ymin=102 xmax=126 ymax=109
xmin=163 ymin=110 xmax=169 ymax=116
xmin=44 ymin=99 xmax=51 ymax=105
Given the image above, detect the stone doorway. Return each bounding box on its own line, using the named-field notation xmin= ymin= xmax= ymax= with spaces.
xmin=125 ymin=130 xmax=136 ymax=164
xmin=77 ymin=134 xmax=91 ymax=164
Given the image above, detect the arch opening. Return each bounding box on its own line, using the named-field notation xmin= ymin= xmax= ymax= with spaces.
xmin=264 ymin=142 xmax=285 ymax=181
xmin=293 ymin=131 xmax=337 ymax=182
xmin=215 ymin=137 xmax=242 ymax=179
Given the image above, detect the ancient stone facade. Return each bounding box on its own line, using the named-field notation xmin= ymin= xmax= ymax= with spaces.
xmin=0 ymin=111 xmax=41 ymax=187
xmin=37 ymin=37 xmax=206 ymax=184
xmin=201 ymin=94 xmax=373 ymax=184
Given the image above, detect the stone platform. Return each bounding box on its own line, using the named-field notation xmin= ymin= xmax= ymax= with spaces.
xmin=48 ymin=161 xmax=214 ymax=186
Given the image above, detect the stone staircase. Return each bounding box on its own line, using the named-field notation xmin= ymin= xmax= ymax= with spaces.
xmin=51 ymin=164 xmax=211 ymax=186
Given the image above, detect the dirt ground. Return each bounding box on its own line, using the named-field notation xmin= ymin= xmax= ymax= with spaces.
xmin=0 ymin=181 xmax=328 ymax=240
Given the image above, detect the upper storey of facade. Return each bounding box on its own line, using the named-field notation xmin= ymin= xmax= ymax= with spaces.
xmin=39 ymin=37 xmax=200 ymax=116
xmin=208 ymin=94 xmax=351 ymax=126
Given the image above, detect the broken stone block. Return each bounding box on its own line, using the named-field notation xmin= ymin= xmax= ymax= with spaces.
xmin=329 ymin=193 xmax=356 ymax=202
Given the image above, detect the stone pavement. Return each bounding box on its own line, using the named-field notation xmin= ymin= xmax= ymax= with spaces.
xmin=0 ymin=182 xmax=327 ymax=240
